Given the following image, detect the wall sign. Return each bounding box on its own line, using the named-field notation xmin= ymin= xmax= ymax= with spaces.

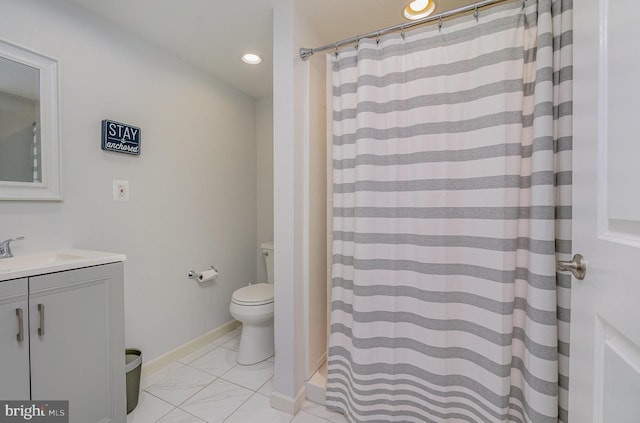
xmin=101 ymin=120 xmax=141 ymax=155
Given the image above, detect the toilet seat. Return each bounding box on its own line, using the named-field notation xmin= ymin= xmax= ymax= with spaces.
xmin=232 ymin=283 xmax=273 ymax=306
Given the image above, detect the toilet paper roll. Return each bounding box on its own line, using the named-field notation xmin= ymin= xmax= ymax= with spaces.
xmin=197 ymin=268 xmax=218 ymax=283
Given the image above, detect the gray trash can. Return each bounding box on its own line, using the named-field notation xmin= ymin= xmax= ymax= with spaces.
xmin=125 ymin=349 xmax=142 ymax=414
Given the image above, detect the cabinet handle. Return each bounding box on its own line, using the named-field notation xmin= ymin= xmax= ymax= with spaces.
xmin=38 ymin=303 xmax=45 ymax=336
xmin=16 ymin=308 xmax=24 ymax=342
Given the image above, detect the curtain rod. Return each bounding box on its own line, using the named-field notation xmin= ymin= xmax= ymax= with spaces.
xmin=299 ymin=0 xmax=517 ymax=60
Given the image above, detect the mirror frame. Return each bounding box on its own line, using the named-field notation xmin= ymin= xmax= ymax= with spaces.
xmin=0 ymin=40 xmax=60 ymax=201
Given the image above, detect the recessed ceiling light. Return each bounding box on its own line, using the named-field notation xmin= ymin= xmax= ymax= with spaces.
xmin=242 ymin=53 xmax=262 ymax=65
xmin=404 ymin=0 xmax=436 ymax=20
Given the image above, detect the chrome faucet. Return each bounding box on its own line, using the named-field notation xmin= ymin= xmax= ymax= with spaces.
xmin=0 ymin=236 xmax=24 ymax=258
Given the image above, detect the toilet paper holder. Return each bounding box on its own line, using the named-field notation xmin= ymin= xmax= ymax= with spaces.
xmin=188 ymin=266 xmax=218 ymax=279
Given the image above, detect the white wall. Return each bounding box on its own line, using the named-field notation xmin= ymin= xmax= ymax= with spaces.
xmin=273 ymin=0 xmax=300 ymax=410
xmin=0 ymin=0 xmax=257 ymax=362
xmin=256 ymin=96 xmax=274 ymax=282
xmin=272 ymin=0 xmax=327 ymax=412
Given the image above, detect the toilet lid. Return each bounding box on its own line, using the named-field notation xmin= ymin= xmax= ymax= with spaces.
xmin=232 ymin=283 xmax=274 ymax=306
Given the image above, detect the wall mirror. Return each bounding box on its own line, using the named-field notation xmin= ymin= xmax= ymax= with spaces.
xmin=0 ymin=40 xmax=60 ymax=201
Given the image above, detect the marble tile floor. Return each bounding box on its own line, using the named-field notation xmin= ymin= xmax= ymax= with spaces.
xmin=127 ymin=328 xmax=347 ymax=423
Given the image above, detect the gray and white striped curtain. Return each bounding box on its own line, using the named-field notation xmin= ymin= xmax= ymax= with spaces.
xmin=326 ymin=1 xmax=573 ymax=422
xmin=32 ymin=122 xmax=40 ymax=182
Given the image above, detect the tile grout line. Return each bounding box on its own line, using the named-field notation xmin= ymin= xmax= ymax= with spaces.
xmin=170 ymin=360 xmax=270 ymax=421
xmin=141 ymin=332 xmax=299 ymax=423
xmin=180 ymin=356 xmax=275 ymax=421
xmin=146 ymin=338 xmax=242 ymax=409
xmin=173 ymin=374 xmax=221 ymax=408
xmin=135 ymin=390 xmax=177 ymax=423
xmin=170 ymin=406 xmax=208 ymax=423
xmin=220 ymin=391 xmax=262 ymax=423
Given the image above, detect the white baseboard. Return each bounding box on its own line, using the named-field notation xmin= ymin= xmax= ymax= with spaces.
xmin=305 ymin=380 xmax=326 ymax=406
xmin=139 ymin=320 xmax=241 ymax=387
xmin=271 ymin=386 xmax=306 ymax=415
xmin=305 ymin=359 xmax=327 ymax=405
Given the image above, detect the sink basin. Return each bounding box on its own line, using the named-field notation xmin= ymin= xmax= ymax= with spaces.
xmin=0 ymin=249 xmax=126 ymax=281
xmin=0 ymin=252 xmax=86 ymax=273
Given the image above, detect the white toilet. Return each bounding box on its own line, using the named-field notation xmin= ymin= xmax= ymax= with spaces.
xmin=229 ymin=241 xmax=274 ymax=365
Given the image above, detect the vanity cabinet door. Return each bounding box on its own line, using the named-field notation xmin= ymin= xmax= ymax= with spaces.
xmin=0 ymin=278 xmax=30 ymax=400
xmin=29 ymin=263 xmax=125 ymax=423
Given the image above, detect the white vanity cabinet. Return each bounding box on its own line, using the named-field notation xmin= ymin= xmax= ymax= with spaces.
xmin=0 ymin=262 xmax=126 ymax=423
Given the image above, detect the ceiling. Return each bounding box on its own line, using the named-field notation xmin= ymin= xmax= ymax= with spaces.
xmin=62 ymin=0 xmax=475 ymax=99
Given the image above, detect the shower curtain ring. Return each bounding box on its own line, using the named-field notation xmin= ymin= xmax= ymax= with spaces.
xmin=474 ymin=4 xmax=479 ymax=22
xmin=438 ymin=16 xmax=443 ymax=31
xmin=376 ymin=32 xmax=381 ymax=45
xmin=400 ymin=24 xmax=406 ymax=41
xmin=355 ymin=37 xmax=360 ymax=50
xmin=334 ymin=43 xmax=339 ymax=56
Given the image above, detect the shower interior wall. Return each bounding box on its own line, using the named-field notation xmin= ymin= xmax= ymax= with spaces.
xmin=304 ymin=51 xmax=328 ymax=381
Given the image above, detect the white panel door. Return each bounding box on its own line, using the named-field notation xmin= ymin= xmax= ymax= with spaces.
xmin=571 ymin=0 xmax=640 ymax=421
xmin=0 ymin=278 xmax=30 ymax=400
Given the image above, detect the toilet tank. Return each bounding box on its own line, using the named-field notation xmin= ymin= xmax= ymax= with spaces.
xmin=261 ymin=242 xmax=274 ymax=284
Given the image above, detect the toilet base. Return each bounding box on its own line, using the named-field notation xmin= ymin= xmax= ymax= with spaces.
xmin=237 ymin=320 xmax=274 ymax=365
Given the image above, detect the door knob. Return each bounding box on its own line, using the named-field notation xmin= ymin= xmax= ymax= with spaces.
xmin=556 ymin=254 xmax=586 ymax=280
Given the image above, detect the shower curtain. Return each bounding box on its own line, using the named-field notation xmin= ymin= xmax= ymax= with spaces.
xmin=326 ymin=1 xmax=573 ymax=422
xmin=32 ymin=122 xmax=40 ymax=182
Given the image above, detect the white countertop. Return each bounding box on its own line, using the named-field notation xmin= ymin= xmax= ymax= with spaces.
xmin=0 ymin=249 xmax=126 ymax=281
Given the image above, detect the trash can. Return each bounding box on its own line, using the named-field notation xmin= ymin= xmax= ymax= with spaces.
xmin=125 ymin=349 xmax=142 ymax=414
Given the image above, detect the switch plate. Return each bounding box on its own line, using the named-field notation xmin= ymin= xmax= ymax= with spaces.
xmin=113 ymin=180 xmax=129 ymax=201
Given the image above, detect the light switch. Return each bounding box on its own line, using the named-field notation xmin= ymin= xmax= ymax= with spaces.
xmin=113 ymin=180 xmax=130 ymax=201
